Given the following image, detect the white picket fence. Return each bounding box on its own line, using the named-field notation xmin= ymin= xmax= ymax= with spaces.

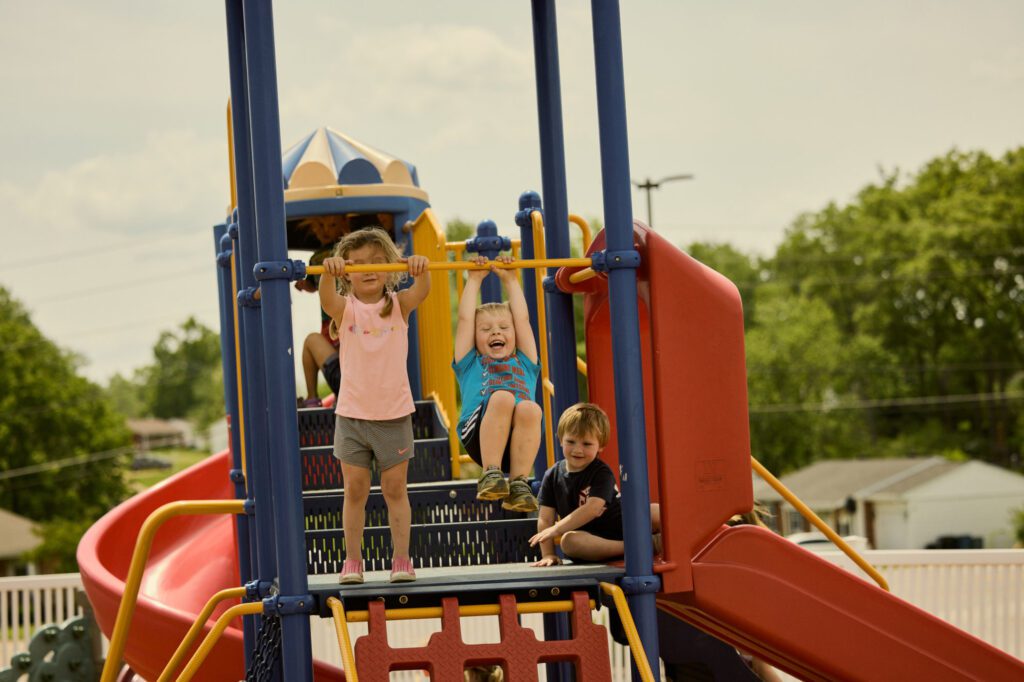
xmin=2 ymin=550 xmax=1021 ymax=679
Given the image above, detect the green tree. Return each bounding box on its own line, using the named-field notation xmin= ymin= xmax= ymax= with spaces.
xmin=767 ymin=148 xmax=1024 ymax=467
xmin=0 ymin=287 xmax=130 ymax=524
xmin=144 ymin=317 xmax=224 ymax=429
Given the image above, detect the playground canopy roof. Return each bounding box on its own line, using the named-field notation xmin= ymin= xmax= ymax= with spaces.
xmin=282 ymin=127 xmax=426 ymax=202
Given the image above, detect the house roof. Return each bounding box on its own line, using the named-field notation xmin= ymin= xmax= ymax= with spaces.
xmin=0 ymin=508 xmax=40 ymax=559
xmin=126 ymin=418 xmax=188 ymax=437
xmin=753 ymin=457 xmax=956 ymax=509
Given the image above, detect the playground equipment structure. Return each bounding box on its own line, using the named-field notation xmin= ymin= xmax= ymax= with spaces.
xmin=75 ymin=2 xmax=1024 ymax=681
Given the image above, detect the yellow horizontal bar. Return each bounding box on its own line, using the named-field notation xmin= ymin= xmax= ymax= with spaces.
xmin=750 ymin=457 xmax=889 ymax=592
xmin=306 ymin=257 xmax=590 ymax=276
xmin=342 ymin=598 xmax=595 ymax=623
xmin=568 ymin=267 xmax=598 ymax=284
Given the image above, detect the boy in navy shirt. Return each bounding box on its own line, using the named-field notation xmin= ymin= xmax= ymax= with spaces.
xmin=531 ymin=403 xmax=660 ymax=564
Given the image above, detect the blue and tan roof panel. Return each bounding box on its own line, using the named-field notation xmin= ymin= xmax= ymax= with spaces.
xmin=282 ymin=127 xmax=427 ymax=202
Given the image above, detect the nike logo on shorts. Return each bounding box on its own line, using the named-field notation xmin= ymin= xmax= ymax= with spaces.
xmin=398 ymin=447 xmax=410 ymax=455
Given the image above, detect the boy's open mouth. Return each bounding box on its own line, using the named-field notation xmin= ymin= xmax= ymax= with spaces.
xmin=488 ymin=339 xmax=506 ymax=350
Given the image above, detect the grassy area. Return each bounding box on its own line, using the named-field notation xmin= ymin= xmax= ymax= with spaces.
xmin=127 ymin=448 xmax=212 ymax=491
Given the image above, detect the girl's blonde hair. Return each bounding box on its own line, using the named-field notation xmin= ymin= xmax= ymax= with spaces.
xmin=556 ymin=402 xmax=611 ymax=447
xmin=330 ymin=227 xmax=405 ymax=322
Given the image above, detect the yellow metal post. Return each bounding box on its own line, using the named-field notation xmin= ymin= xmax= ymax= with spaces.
xmin=530 ymin=211 xmax=556 ymax=468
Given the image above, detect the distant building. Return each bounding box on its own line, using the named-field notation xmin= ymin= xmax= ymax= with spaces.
xmin=0 ymin=507 xmax=40 ymax=576
xmin=126 ymin=418 xmax=194 ymax=451
xmin=753 ymin=457 xmax=1024 ymax=549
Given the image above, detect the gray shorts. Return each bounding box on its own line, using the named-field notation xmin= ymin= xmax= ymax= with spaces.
xmin=334 ymin=414 xmax=414 ymax=471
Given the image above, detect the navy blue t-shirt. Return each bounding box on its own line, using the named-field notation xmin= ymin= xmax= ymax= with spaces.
xmin=538 ymin=458 xmax=623 ymax=541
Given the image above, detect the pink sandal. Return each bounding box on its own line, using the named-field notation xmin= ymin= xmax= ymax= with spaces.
xmin=389 ymin=556 xmax=416 ymax=583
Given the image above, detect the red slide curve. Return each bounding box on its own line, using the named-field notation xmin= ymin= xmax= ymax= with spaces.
xmin=77 ymin=450 xmax=343 ymax=682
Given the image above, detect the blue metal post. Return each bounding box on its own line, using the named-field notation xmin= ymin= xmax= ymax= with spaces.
xmin=467 ymin=220 xmax=508 ymax=304
xmin=213 ymin=224 xmax=256 ymax=662
xmin=530 ymin=0 xmax=580 ymax=421
xmin=240 ymin=1 xmax=313 ymax=679
xmin=224 ymin=1 xmax=275 ymax=651
xmin=590 ymin=0 xmax=660 ymax=678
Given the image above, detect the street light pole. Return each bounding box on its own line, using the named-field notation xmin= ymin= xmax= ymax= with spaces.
xmin=632 ymin=173 xmax=694 ymax=226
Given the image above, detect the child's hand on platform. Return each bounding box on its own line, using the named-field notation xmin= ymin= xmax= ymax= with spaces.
xmin=532 ymin=555 xmax=562 ymax=567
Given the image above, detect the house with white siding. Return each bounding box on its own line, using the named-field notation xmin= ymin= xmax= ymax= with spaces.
xmin=753 ymin=457 xmax=1024 ymax=550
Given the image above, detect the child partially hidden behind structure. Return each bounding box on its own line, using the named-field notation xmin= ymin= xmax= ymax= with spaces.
xmin=530 ymin=402 xmax=661 ymax=565
xmin=453 ymin=255 xmax=542 ymax=512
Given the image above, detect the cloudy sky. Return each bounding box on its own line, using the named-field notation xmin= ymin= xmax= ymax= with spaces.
xmin=1 ymin=1 xmax=1022 ymax=386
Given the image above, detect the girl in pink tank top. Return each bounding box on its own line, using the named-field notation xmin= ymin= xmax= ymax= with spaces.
xmin=319 ymin=227 xmax=431 ymax=584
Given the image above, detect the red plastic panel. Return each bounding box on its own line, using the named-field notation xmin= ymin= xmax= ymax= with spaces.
xmin=558 ymin=222 xmax=753 ymax=593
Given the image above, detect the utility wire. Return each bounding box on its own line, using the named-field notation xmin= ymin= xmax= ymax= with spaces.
xmin=750 ymin=390 xmax=1024 ymax=415
xmin=0 ymin=447 xmax=133 ymax=482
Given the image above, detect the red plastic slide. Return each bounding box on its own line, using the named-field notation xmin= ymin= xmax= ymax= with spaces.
xmin=659 ymin=524 xmax=1024 ymax=681
xmin=77 ymin=451 xmax=343 ymax=682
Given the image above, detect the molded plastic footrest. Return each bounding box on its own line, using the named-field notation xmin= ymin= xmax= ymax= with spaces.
xmin=354 ymin=591 xmax=612 ymax=681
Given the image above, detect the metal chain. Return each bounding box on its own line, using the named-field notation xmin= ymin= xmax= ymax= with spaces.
xmin=245 ymin=616 xmax=282 ymax=682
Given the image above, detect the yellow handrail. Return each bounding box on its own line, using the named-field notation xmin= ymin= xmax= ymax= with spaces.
xmin=175 ymin=601 xmax=264 ymax=682
xmin=341 ymin=598 xmax=595 ymax=622
xmin=428 ymin=389 xmax=462 ymax=479
xmin=568 ymin=214 xmax=593 ymax=252
xmin=230 ymin=250 xmax=247 ymax=476
xmin=156 ymin=587 xmax=247 ymax=682
xmin=305 ymin=257 xmax=590 ymax=276
xmin=750 ymin=457 xmax=889 ymax=591
xmin=530 ymin=211 xmax=556 ymax=468
xmin=599 ymin=582 xmax=655 ymax=682
xmin=99 ymin=500 xmax=247 ymax=682
xmin=576 ymin=357 xmax=588 ymax=377
xmin=326 ymin=597 xmax=358 ymax=682
xmin=568 ymin=267 xmax=598 ymax=284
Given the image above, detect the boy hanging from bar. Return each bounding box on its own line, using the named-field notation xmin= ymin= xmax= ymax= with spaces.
xmin=453 ymin=255 xmax=542 ymax=512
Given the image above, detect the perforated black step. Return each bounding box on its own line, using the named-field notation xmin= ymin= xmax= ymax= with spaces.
xmin=297 ymin=400 xmax=446 ymax=448
xmin=303 ymin=480 xmax=539 ymax=574
xmin=297 ymin=400 xmax=452 ymax=486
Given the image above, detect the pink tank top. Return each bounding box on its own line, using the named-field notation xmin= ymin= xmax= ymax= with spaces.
xmin=335 ymin=293 xmax=414 ymax=420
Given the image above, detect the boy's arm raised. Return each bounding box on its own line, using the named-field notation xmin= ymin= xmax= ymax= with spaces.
xmin=454 ymin=258 xmax=488 ymax=361
xmin=495 ymin=261 xmax=538 ymax=363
